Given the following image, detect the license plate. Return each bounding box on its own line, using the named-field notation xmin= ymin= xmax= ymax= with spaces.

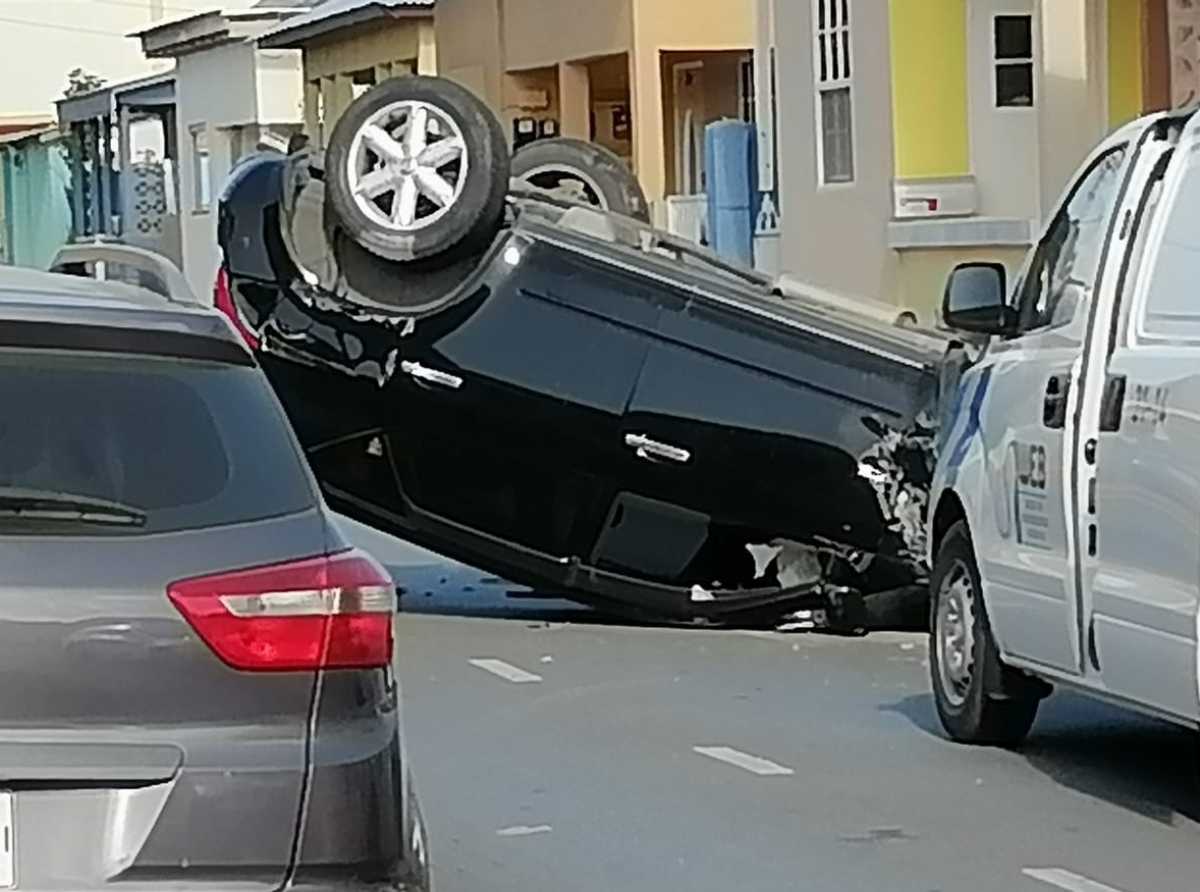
xmin=0 ymin=791 xmax=13 ymax=888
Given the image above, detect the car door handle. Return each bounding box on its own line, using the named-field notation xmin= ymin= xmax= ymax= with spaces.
xmin=1043 ymin=373 xmax=1071 ymax=429
xmin=624 ymin=433 xmax=691 ymax=464
xmin=1099 ymin=373 xmax=1126 ymax=432
xmin=400 ymin=360 xmax=462 ymax=390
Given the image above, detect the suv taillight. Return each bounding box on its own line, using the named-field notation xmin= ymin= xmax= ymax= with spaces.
xmin=168 ymin=548 xmax=395 ymax=672
xmin=213 ymin=267 xmax=260 ymax=350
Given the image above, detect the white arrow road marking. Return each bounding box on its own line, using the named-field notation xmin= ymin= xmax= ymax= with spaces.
xmin=693 ymin=746 xmax=795 ymax=776
xmin=468 ymin=658 xmax=543 ymax=684
xmin=1024 ymin=868 xmax=1131 ymax=892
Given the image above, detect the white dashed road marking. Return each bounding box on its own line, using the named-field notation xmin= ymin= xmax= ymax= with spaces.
xmin=693 ymin=746 xmax=795 ymax=776
xmin=1024 ymin=867 xmax=1131 ymax=892
xmin=497 ymin=825 xmax=552 ymax=837
xmin=468 ymin=658 xmax=543 ymax=684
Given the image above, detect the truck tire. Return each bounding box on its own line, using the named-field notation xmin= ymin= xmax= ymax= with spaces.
xmin=929 ymin=520 xmax=1042 ymax=747
xmin=512 ymin=137 xmax=650 ymax=222
xmin=325 ymin=76 xmax=509 ymax=264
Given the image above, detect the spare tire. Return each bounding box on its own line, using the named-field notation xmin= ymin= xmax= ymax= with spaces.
xmin=512 ymin=137 xmax=650 ymax=222
xmin=325 ymin=75 xmax=509 ymax=264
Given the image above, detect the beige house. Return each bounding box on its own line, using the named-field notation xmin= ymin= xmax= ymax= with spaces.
xmin=256 ymin=0 xmax=438 ymax=149
xmin=261 ymin=0 xmax=754 ymax=220
xmin=436 ymin=0 xmax=755 ymax=217
xmin=135 ymin=4 xmax=308 ymax=298
xmin=755 ymin=0 xmax=1186 ymax=321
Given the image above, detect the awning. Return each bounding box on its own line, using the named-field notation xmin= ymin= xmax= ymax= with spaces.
xmin=56 ymin=72 xmax=176 ymax=126
xmin=256 ymin=0 xmax=432 ymax=49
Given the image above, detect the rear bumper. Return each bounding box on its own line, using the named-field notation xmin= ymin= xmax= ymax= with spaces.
xmin=295 ymin=676 xmax=432 ymax=892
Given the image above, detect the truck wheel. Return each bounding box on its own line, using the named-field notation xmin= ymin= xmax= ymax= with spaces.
xmin=512 ymin=137 xmax=650 ymax=222
xmin=325 ymin=76 xmax=509 ymax=264
xmin=929 ymin=520 xmax=1040 ymax=746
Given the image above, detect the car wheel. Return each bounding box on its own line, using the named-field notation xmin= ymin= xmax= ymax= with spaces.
xmin=325 ymin=76 xmax=509 ymax=264
xmin=511 ymin=137 xmax=650 ymax=222
xmin=863 ymin=584 xmax=928 ymax=632
xmin=929 ymin=520 xmax=1041 ymax=747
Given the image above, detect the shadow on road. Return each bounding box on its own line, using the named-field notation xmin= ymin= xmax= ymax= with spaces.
xmin=883 ymin=692 xmax=1200 ymax=826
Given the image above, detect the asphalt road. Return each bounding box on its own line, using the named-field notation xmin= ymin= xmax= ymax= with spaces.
xmin=341 ymin=517 xmax=1200 ymax=892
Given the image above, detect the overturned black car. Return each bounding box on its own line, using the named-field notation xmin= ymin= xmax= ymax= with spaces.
xmin=214 ymin=75 xmax=968 ymax=631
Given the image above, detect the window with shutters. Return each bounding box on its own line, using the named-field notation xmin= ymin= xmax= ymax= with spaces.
xmin=813 ymin=0 xmax=854 ymax=184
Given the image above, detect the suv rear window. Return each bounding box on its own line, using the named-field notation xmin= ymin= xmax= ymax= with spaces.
xmin=0 ymin=349 xmax=317 ymax=534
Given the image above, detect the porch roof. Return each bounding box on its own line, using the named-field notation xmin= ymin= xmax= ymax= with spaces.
xmin=133 ymin=2 xmax=313 ymax=58
xmin=55 ymin=72 xmax=176 ymax=126
xmin=256 ymin=0 xmax=433 ymax=49
xmin=0 ymin=125 xmax=61 ymax=148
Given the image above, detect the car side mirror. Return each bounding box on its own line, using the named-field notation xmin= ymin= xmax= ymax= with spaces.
xmin=942 ymin=262 xmax=1013 ymax=336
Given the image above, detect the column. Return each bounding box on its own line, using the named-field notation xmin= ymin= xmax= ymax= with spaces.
xmin=557 ymin=62 xmax=590 ymax=139
xmin=99 ymin=114 xmax=114 ymax=235
xmin=1037 ymin=0 xmax=1106 ymax=217
xmin=326 ymin=75 xmax=352 ymax=132
xmin=69 ymin=125 xmax=85 ymax=239
xmin=417 ymin=20 xmax=437 ymax=76
xmin=629 ymin=47 xmax=666 ymax=213
xmin=303 ymin=79 xmax=322 ymax=145
xmin=753 ymin=0 xmax=776 ymax=192
xmin=118 ymin=105 xmax=132 ymax=231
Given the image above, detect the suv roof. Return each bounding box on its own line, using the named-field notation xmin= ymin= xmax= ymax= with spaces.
xmin=0 ymin=266 xmax=245 ymax=351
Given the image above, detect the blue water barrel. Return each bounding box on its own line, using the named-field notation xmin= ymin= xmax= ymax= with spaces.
xmin=704 ymin=119 xmax=756 ymax=265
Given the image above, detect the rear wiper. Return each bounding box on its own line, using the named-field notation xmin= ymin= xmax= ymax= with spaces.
xmin=0 ymin=487 xmax=147 ymax=527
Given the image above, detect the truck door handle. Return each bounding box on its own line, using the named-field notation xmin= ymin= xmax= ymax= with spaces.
xmin=624 ymin=433 xmax=691 ymax=464
xmin=1043 ymin=373 xmax=1071 ymax=429
xmin=400 ymin=360 xmax=462 ymax=390
xmin=1099 ymin=373 xmax=1127 ymax=432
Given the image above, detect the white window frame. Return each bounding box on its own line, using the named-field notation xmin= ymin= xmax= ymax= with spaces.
xmin=991 ymin=11 xmax=1036 ymax=110
xmin=811 ymin=0 xmax=855 ymax=186
xmin=189 ymin=123 xmax=212 ymax=214
xmin=737 ymin=53 xmax=755 ymax=123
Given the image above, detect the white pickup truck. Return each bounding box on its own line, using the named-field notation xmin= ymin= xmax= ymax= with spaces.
xmin=926 ymin=104 xmax=1200 ymax=745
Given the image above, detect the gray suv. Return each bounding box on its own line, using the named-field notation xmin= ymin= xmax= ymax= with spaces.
xmin=0 ymin=266 xmax=431 ymax=892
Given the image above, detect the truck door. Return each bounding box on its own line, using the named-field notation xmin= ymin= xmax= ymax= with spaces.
xmin=1073 ymin=112 xmax=1200 ymax=722
xmin=977 ymin=141 xmax=1132 ymax=674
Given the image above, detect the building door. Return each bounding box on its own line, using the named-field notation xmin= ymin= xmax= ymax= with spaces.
xmin=672 ymin=61 xmax=706 ymax=195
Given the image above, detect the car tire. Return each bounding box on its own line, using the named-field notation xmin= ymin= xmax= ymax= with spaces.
xmin=511 ymin=137 xmax=650 ymax=222
xmin=863 ymin=585 xmax=928 ymax=632
xmin=325 ymin=76 xmax=510 ymax=265
xmin=929 ymin=520 xmax=1042 ymax=747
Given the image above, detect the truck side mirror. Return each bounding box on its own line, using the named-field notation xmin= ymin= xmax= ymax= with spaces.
xmin=942 ymin=262 xmax=1013 ymax=335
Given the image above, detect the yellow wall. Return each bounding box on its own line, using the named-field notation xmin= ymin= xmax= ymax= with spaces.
xmin=888 ymin=0 xmax=969 ymax=179
xmin=1106 ymin=0 xmax=1144 ymax=128
xmin=629 ymin=0 xmax=754 ymax=205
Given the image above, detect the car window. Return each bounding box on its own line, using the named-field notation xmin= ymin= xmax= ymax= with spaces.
xmin=1012 ymin=145 xmax=1128 ymax=335
xmin=0 ymin=349 xmax=317 ymax=535
xmin=1136 ymin=139 xmax=1200 ymax=341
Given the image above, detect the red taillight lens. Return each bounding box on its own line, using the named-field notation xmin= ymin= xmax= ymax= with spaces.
xmin=168 ymin=548 xmax=396 ymax=672
xmin=213 ymin=267 xmax=260 ymax=350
